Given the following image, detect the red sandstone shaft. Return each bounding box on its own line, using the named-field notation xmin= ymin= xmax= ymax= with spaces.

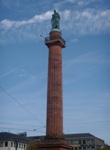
xmin=46 ymin=32 xmax=63 ymax=138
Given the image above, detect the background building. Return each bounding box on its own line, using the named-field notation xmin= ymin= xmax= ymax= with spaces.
xmin=64 ymin=133 xmax=105 ymax=150
xmin=0 ymin=132 xmax=29 ymax=150
xmin=0 ymin=132 xmax=107 ymax=150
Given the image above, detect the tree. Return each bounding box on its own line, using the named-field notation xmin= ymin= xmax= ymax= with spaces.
xmin=27 ymin=140 xmax=38 ymax=150
xmin=97 ymin=145 xmax=109 ymax=150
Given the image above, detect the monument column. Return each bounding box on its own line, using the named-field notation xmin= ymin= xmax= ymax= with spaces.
xmin=46 ymin=31 xmax=63 ymax=138
xmin=38 ymin=10 xmax=71 ymax=150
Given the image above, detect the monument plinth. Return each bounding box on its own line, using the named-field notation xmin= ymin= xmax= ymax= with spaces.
xmin=38 ymin=10 xmax=71 ymax=150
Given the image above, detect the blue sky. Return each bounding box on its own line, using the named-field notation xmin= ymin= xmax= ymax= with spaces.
xmin=0 ymin=0 xmax=110 ymax=145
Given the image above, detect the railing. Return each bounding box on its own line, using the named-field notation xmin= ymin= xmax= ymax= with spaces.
xmin=45 ymin=35 xmax=66 ymax=45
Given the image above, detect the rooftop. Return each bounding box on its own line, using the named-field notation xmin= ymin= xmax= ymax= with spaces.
xmin=64 ymin=133 xmax=95 ymax=139
xmin=0 ymin=132 xmax=29 ymax=143
xmin=28 ymin=133 xmax=101 ymax=140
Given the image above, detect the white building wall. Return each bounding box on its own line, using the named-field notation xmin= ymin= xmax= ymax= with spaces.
xmin=0 ymin=141 xmax=27 ymax=150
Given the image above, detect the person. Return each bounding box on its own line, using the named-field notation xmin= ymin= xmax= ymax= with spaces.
xmin=51 ymin=10 xmax=60 ymax=30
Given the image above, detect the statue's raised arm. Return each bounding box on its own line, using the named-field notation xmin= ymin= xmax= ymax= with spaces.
xmin=51 ymin=10 xmax=60 ymax=31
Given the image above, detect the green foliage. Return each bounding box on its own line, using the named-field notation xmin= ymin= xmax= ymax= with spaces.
xmin=97 ymin=145 xmax=109 ymax=150
xmin=27 ymin=140 xmax=38 ymax=150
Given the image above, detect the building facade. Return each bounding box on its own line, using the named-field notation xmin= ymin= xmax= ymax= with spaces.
xmin=64 ymin=133 xmax=105 ymax=150
xmin=0 ymin=132 xmax=28 ymax=150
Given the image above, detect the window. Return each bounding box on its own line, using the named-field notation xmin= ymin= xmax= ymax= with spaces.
xmin=87 ymin=140 xmax=91 ymax=145
xmin=74 ymin=140 xmax=78 ymax=144
xmin=92 ymin=147 xmax=95 ymax=150
xmin=11 ymin=142 xmax=13 ymax=147
xmin=79 ymin=147 xmax=82 ymax=150
xmin=88 ymin=147 xmax=91 ymax=150
xmin=75 ymin=147 xmax=78 ymax=150
xmin=0 ymin=142 xmax=3 ymax=147
xmin=19 ymin=143 xmax=21 ymax=148
xmin=24 ymin=144 xmax=26 ymax=149
xmin=83 ymin=140 xmax=86 ymax=144
xmin=22 ymin=143 xmax=23 ymax=149
xmin=91 ymin=140 xmax=94 ymax=145
xmin=83 ymin=146 xmax=86 ymax=150
xmin=79 ymin=140 xmax=81 ymax=144
xmin=70 ymin=139 xmax=73 ymax=145
xmin=5 ymin=141 xmax=8 ymax=147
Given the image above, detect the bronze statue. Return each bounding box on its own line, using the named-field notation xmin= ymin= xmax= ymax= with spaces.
xmin=51 ymin=10 xmax=60 ymax=30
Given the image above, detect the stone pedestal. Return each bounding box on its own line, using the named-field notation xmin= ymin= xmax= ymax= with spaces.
xmin=38 ymin=137 xmax=70 ymax=150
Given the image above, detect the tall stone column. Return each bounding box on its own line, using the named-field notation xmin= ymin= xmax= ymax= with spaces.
xmin=38 ymin=10 xmax=71 ymax=150
xmin=46 ymin=31 xmax=63 ymax=138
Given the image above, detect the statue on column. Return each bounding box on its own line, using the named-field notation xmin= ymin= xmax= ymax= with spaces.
xmin=51 ymin=10 xmax=60 ymax=31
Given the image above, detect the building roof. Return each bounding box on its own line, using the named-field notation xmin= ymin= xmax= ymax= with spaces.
xmin=28 ymin=133 xmax=96 ymax=140
xmin=28 ymin=133 xmax=104 ymax=142
xmin=28 ymin=135 xmax=45 ymax=141
xmin=0 ymin=132 xmax=104 ymax=144
xmin=0 ymin=132 xmax=29 ymax=143
xmin=64 ymin=133 xmax=95 ymax=139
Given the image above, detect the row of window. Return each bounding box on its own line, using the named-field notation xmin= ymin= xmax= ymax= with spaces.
xmin=0 ymin=141 xmax=8 ymax=147
xmin=0 ymin=141 xmax=26 ymax=149
xmin=11 ymin=141 xmax=26 ymax=149
xmin=68 ymin=139 xmax=94 ymax=145
xmin=73 ymin=147 xmax=95 ymax=150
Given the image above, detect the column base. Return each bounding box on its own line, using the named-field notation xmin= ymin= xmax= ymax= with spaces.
xmin=37 ymin=137 xmax=71 ymax=150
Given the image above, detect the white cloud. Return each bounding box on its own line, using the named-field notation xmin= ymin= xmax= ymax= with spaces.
xmin=54 ymin=0 xmax=103 ymax=9
xmin=0 ymin=8 xmax=110 ymax=43
xmin=69 ymin=38 xmax=79 ymax=43
xmin=61 ymin=9 xmax=110 ymax=35
xmin=0 ymin=10 xmax=53 ymax=43
xmin=1 ymin=11 xmax=52 ymax=30
xmin=61 ymin=10 xmax=71 ymax=20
